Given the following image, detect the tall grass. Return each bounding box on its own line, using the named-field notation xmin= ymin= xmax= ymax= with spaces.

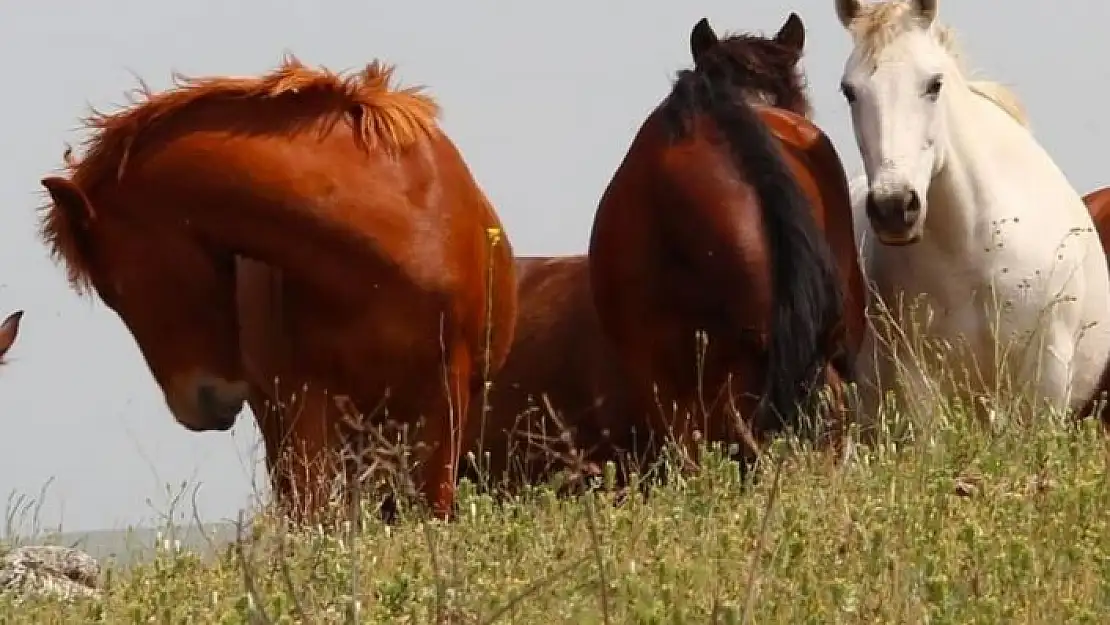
xmin=2 ymin=393 xmax=1108 ymax=623
xmin=5 ymin=289 xmax=1110 ymax=623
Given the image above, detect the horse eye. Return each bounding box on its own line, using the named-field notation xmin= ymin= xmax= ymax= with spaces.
xmin=840 ymin=82 xmax=856 ymax=103
xmin=924 ymin=75 xmax=943 ymax=99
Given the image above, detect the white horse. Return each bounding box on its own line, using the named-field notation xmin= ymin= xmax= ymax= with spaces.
xmin=835 ymin=0 xmax=1110 ymax=419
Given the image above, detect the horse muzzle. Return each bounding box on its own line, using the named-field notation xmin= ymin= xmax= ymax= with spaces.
xmin=866 ymin=187 xmax=923 ymax=246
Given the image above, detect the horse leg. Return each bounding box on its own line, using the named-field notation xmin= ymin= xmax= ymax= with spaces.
xmin=247 ymin=388 xmax=293 ymax=510
xmin=413 ymin=340 xmax=471 ymax=521
xmin=1076 ymin=356 xmax=1110 ymax=424
xmin=816 ymin=362 xmax=852 ymax=466
xmin=274 ymin=386 xmax=340 ymax=524
xmin=851 ymin=326 xmax=887 ymax=432
xmin=859 ymin=330 xmax=938 ymax=439
xmin=646 ymin=377 xmax=702 ymax=478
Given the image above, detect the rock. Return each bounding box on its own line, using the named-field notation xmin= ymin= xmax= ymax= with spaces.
xmin=0 ymin=545 xmax=101 ymax=602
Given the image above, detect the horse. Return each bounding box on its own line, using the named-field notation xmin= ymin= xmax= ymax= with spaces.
xmin=588 ymin=13 xmax=865 ymax=474
xmin=0 ymin=310 xmax=23 ymax=363
xmin=836 ymin=0 xmax=1110 ymax=421
xmin=460 ymin=255 xmax=637 ymax=491
xmin=1075 ymin=187 xmax=1110 ymax=422
xmin=239 ymin=253 xmax=632 ymax=504
xmin=1083 ymin=187 xmax=1110 ymax=253
xmin=39 ymin=57 xmax=518 ymax=521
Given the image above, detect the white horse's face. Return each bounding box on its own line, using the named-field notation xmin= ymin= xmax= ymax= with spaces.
xmin=840 ymin=17 xmax=950 ymax=245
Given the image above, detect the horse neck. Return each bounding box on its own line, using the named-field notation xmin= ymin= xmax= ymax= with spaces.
xmin=184 ymin=178 xmax=382 ymax=303
xmin=926 ymin=82 xmax=1035 ymax=250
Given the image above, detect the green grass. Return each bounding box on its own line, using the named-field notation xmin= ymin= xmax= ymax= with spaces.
xmin=3 ymin=401 xmax=1110 ymax=624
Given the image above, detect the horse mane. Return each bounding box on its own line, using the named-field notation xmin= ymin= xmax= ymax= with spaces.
xmin=659 ymin=38 xmax=845 ymax=435
xmin=65 ymin=55 xmax=440 ymax=189
xmin=41 ymin=55 xmax=441 ymax=296
xmin=845 ymin=1 xmax=1030 ymax=127
xmin=686 ymin=30 xmax=811 ymax=118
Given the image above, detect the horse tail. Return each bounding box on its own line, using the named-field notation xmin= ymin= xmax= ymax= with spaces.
xmin=703 ymin=81 xmax=845 ymax=435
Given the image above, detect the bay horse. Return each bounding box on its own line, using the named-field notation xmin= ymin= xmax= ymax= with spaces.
xmin=1076 ymin=187 xmax=1110 ymax=422
xmin=588 ymin=13 xmax=866 ymax=473
xmin=837 ymin=0 xmax=1110 ymax=420
xmin=39 ymin=57 xmax=518 ymax=521
xmin=1083 ymin=187 xmax=1110 ymax=253
xmin=460 ymin=255 xmax=636 ymax=490
xmin=0 ymin=310 xmax=23 ymax=363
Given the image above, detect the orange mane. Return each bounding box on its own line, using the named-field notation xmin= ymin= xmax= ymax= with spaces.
xmin=40 ymin=55 xmax=442 ymax=295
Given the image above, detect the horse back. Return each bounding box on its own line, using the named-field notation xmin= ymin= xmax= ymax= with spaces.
xmin=465 ymin=255 xmax=634 ymax=484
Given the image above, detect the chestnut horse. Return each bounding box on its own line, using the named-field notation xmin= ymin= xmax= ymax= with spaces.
xmin=240 ymin=253 xmax=631 ymax=501
xmin=0 ymin=310 xmax=23 ymax=363
xmin=1083 ymin=187 xmax=1110 ymax=253
xmin=39 ymin=57 xmax=517 ymax=520
xmin=588 ymin=14 xmax=865 ymax=471
xmin=460 ymin=255 xmax=636 ymax=490
xmin=1078 ymin=187 xmax=1110 ymax=422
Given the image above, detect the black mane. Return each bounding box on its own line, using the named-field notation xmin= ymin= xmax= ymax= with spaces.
xmin=665 ymin=30 xmax=810 ymax=132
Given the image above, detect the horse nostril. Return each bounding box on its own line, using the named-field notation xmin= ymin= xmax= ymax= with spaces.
xmin=867 ymin=192 xmax=906 ymax=221
xmin=905 ymin=190 xmax=921 ymax=215
xmin=902 ymin=190 xmax=922 ymax=227
xmin=866 ymin=187 xmax=922 ymax=241
xmin=197 ymin=384 xmax=243 ymax=428
xmin=198 ymin=383 xmax=217 ymax=409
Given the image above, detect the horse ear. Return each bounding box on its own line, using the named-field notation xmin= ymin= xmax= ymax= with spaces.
xmin=775 ymin=12 xmax=806 ymax=55
xmin=914 ymin=0 xmax=938 ymax=24
xmin=0 ymin=310 xmax=23 ymax=361
xmin=41 ymin=176 xmax=95 ymax=229
xmin=690 ymin=17 xmax=720 ymax=63
xmin=835 ymin=0 xmax=862 ymax=29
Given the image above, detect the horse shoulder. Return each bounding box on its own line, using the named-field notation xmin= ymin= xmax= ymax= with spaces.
xmin=361 ymin=133 xmax=516 ymax=299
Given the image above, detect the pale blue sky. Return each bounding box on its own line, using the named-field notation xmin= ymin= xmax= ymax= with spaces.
xmin=2 ymin=1 xmax=1107 ymax=532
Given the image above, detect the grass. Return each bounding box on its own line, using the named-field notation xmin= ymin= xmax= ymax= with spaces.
xmin=3 ymin=394 xmax=1110 ymax=624
xmin=5 ymin=274 xmax=1109 ymax=623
